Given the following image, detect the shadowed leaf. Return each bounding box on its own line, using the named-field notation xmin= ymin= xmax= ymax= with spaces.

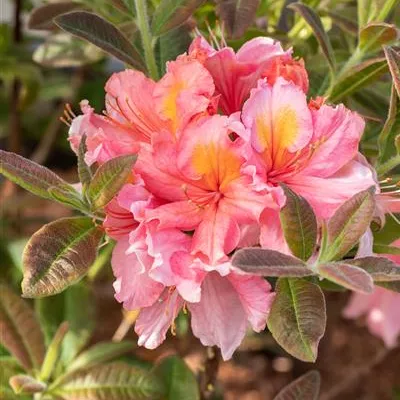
xmin=317 ymin=263 xmax=374 ymax=293
xmin=267 ymin=278 xmax=326 ymax=362
xmin=273 ymin=370 xmax=321 ymax=400
xmin=54 ymin=11 xmax=146 ymax=70
xmin=151 ymin=0 xmax=204 ymax=35
xmin=88 ymin=154 xmax=137 ymax=210
xmin=320 ymin=188 xmax=376 ymax=262
xmin=232 ymin=248 xmax=314 ymax=277
xmin=28 ymin=2 xmax=84 ymax=30
xmin=56 ymin=362 xmax=164 ymax=399
xmin=0 ymin=285 xmax=46 ymax=371
xmin=22 ymin=217 xmax=103 ymax=298
xmin=77 ymin=134 xmax=92 ymax=189
xmin=154 ymin=355 xmax=200 ymax=400
xmin=215 ymin=0 xmax=260 ymax=39
xmin=9 ymin=375 xmax=46 ymax=395
xmin=288 ymin=3 xmax=336 ymax=73
xmin=280 ymin=184 xmax=317 ymax=261
xmin=359 ymin=23 xmax=399 ymax=55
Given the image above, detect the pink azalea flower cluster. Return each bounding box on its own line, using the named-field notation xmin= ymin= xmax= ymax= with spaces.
xmin=68 ymin=36 xmax=376 ymax=359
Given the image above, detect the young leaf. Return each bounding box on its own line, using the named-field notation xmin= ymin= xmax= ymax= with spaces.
xmin=22 ymin=217 xmax=103 ymax=298
xmin=319 ymin=188 xmax=376 ymax=262
xmin=279 ymin=184 xmax=317 ymax=261
xmin=384 ymin=46 xmax=400 ymax=98
xmin=48 ymin=184 xmax=88 ymax=211
xmin=87 ymin=154 xmax=137 ymax=210
xmin=9 ymin=375 xmax=46 ymax=395
xmin=28 ymin=2 xmax=84 ymax=30
xmin=267 ymin=278 xmax=326 ymax=362
xmin=40 ymin=322 xmax=69 ymax=382
xmin=154 ymin=355 xmax=200 ymax=400
xmin=273 ymin=370 xmax=321 ymax=400
xmin=151 ymin=0 xmax=204 ymax=36
xmin=328 ymin=58 xmax=388 ymax=102
xmin=55 ymin=362 xmax=164 ymax=399
xmin=0 ymin=285 xmax=46 ymax=371
xmin=288 ymin=3 xmax=336 ymax=73
xmin=359 ymin=23 xmax=399 ymax=55
xmin=232 ymin=248 xmax=314 ymax=277
xmin=0 ymin=150 xmax=79 ymax=204
xmin=317 ymin=263 xmax=374 ymax=293
xmin=215 ymin=0 xmax=261 ymax=39
xmin=54 ymin=11 xmax=146 ymax=70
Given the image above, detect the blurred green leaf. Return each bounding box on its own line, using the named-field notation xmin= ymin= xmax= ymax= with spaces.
xmin=359 ymin=23 xmax=399 ymax=55
xmin=9 ymin=375 xmax=46 ymax=395
xmin=273 ymin=370 xmax=320 ymax=400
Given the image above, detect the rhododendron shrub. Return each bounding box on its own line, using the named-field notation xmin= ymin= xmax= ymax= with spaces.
xmin=1 ymin=0 xmax=400 ymax=397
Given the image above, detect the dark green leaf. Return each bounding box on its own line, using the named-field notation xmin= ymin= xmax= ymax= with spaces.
xmin=319 ymin=188 xmax=376 ymax=262
xmin=28 ymin=2 xmax=84 ymax=30
xmin=152 ymin=0 xmax=204 ymax=35
xmin=317 ymin=263 xmax=374 ymax=293
xmin=359 ymin=23 xmax=399 ymax=55
xmin=87 ymin=154 xmax=137 ymax=210
xmin=273 ymin=370 xmax=320 ymax=400
xmin=267 ymin=278 xmax=326 ymax=362
xmin=288 ymin=3 xmax=336 ymax=73
xmin=9 ymin=375 xmax=46 ymax=395
xmin=56 ymin=362 xmax=164 ymax=399
xmin=54 ymin=11 xmax=146 ymax=70
xmin=22 ymin=217 xmax=103 ymax=298
xmin=215 ymin=0 xmax=260 ymax=39
xmin=0 ymin=285 xmax=46 ymax=371
xmin=232 ymin=248 xmax=314 ymax=277
xmin=154 ymin=355 xmax=200 ymax=400
xmin=279 ymin=184 xmax=317 ymax=261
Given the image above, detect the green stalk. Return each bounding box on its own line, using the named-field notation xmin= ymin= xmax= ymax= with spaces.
xmin=134 ymin=0 xmax=159 ymax=80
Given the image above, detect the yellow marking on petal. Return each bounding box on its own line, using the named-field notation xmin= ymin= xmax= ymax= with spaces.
xmin=162 ymin=80 xmax=185 ymax=133
xmin=191 ymin=142 xmax=242 ymax=192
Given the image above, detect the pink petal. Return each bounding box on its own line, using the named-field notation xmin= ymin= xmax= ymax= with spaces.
xmin=259 ymin=208 xmax=291 ymax=254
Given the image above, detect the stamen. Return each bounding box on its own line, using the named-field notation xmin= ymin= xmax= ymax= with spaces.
xmin=205 ymin=20 xmax=220 ymax=50
xmin=59 ymin=116 xmax=71 ymax=126
xmin=65 ymin=103 xmax=76 ymax=118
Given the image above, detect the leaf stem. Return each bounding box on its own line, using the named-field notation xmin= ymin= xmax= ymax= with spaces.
xmin=134 ymin=0 xmax=159 ymax=80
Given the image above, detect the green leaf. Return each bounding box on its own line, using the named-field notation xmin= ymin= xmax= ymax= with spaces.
xmin=288 ymin=3 xmax=336 ymax=74
xmin=0 ymin=357 xmax=24 ymax=387
xmin=55 ymin=362 xmax=164 ymax=399
xmin=0 ymin=150 xmax=81 ymax=206
xmin=373 ymin=244 xmax=400 ymax=256
xmin=48 ymin=184 xmax=88 ymax=212
xmin=54 ymin=11 xmax=146 ymax=70
xmin=87 ymin=154 xmax=137 ymax=210
xmin=77 ymin=134 xmax=92 ymax=190
xmin=0 ymin=285 xmax=46 ymax=371
xmin=267 ymin=278 xmax=326 ymax=362
xmin=9 ymin=375 xmax=46 ymax=395
xmin=154 ymin=356 xmax=199 ymax=400
xmin=317 ymin=263 xmax=374 ymax=293
xmin=328 ymin=57 xmax=388 ymax=102
xmin=40 ymin=322 xmax=69 ymax=382
xmin=22 ymin=217 xmax=103 ymax=298
xmin=28 ymin=2 xmax=84 ymax=30
xmin=232 ymin=248 xmax=314 ymax=277
xmin=157 ymin=24 xmax=192 ymax=75
xmin=273 ymin=370 xmax=321 ymax=400
xmin=348 ymin=256 xmax=400 ymax=282
xmin=384 ymin=47 xmax=400 ymax=98
xmin=357 ymin=0 xmax=376 ymax=27
xmin=215 ymin=0 xmax=261 ymax=39
xmin=319 ymin=188 xmax=376 ymax=262
xmin=359 ymin=23 xmax=399 ymax=55
xmin=151 ymin=0 xmax=204 ymax=35
xmin=279 ymin=184 xmax=317 ymax=261
xmin=65 ymin=341 xmax=135 ymax=376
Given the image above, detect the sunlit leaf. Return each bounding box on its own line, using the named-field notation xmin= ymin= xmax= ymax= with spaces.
xmin=215 ymin=0 xmax=260 ymax=39
xmin=319 ymin=188 xmax=376 ymax=262
xmin=56 ymin=362 xmax=164 ymax=399
xmin=9 ymin=375 xmax=46 ymax=395
xmin=359 ymin=23 xmax=399 ymax=55
xmin=54 ymin=11 xmax=146 ymax=70
xmin=232 ymin=248 xmax=314 ymax=277
xmin=0 ymin=285 xmax=46 ymax=371
xmin=317 ymin=263 xmax=374 ymax=293
xmin=267 ymin=278 xmax=326 ymax=362
xmin=288 ymin=3 xmax=336 ymax=73
xmin=154 ymin=356 xmax=199 ymax=400
xmin=22 ymin=217 xmax=103 ymax=298
xmin=151 ymin=0 xmax=204 ymax=35
xmin=280 ymin=184 xmax=317 ymax=261
xmin=87 ymin=154 xmax=137 ymax=210
xmin=273 ymin=370 xmax=321 ymax=400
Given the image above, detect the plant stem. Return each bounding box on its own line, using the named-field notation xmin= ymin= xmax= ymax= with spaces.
xmin=134 ymin=0 xmax=159 ymax=80
xmin=200 ymin=347 xmax=221 ymax=400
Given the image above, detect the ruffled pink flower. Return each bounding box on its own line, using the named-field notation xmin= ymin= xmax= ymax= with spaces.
xmin=343 ymin=240 xmax=400 ymax=348
xmin=189 ymin=36 xmax=308 ymax=114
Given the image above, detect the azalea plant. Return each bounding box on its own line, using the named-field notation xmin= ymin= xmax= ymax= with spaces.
xmin=1 ymin=0 xmax=400 ymax=398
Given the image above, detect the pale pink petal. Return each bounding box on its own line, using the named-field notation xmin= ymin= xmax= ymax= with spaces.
xmin=259 ymin=208 xmax=291 ymax=254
